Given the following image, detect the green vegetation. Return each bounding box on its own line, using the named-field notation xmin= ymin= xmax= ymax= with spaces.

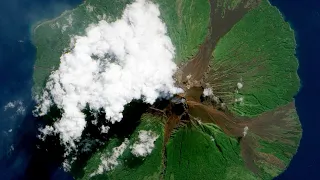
xmin=194 ymin=0 xmax=301 ymax=179
xmin=211 ymin=0 xmax=299 ymax=117
xmin=165 ymin=124 xmax=256 ymax=180
xmin=155 ymin=0 xmax=210 ymax=63
xmin=77 ymin=114 xmax=164 ymax=180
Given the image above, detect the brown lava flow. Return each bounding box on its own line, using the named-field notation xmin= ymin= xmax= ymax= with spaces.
xmin=155 ymin=0 xmax=300 ymax=178
xmin=178 ymin=0 xmax=258 ymax=83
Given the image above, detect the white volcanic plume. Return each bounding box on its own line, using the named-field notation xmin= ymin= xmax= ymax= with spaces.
xmin=35 ymin=0 xmax=182 ymax=150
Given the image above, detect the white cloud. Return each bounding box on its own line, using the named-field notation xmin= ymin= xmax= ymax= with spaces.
xmin=100 ymin=125 xmax=110 ymax=134
xmin=62 ymin=160 xmax=72 ymax=172
xmin=237 ymin=82 xmax=243 ymax=89
xmin=203 ymin=88 xmax=213 ymax=97
xmin=203 ymin=88 xmax=221 ymax=104
xmin=91 ymin=119 xmax=98 ymax=125
xmin=4 ymin=100 xmax=23 ymax=111
xmin=62 ymin=156 xmax=77 ymax=172
xmin=16 ymin=106 xmax=26 ymax=115
xmin=4 ymin=102 xmax=15 ymax=110
xmin=3 ymin=100 xmax=26 ymax=116
xmin=38 ymin=125 xmax=55 ymax=141
xmin=131 ymin=130 xmax=159 ymax=157
xmin=210 ymin=136 xmax=215 ymax=142
xmin=235 ymin=97 xmax=244 ymax=103
xmin=90 ymin=138 xmax=129 ymax=176
xmin=243 ymin=126 xmax=249 ymax=137
xmin=35 ymin=0 xmax=182 ymax=151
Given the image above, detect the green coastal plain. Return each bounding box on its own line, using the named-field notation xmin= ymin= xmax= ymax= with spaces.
xmin=32 ymin=0 xmax=302 ymax=179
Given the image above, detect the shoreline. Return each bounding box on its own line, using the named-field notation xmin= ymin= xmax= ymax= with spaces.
xmin=31 ymin=10 xmax=69 ymax=35
xmin=30 ymin=0 xmax=87 ymax=38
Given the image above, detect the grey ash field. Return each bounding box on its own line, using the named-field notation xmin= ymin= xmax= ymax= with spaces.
xmin=32 ymin=0 xmax=301 ymax=179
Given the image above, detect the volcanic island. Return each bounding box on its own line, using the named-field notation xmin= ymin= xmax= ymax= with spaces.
xmin=31 ymin=0 xmax=302 ymax=179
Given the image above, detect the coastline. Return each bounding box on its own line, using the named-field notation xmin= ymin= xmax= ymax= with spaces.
xmin=31 ymin=0 xmax=88 ymax=36
xmin=31 ymin=10 xmax=69 ymax=35
xmin=30 ymin=0 xmax=87 ymax=41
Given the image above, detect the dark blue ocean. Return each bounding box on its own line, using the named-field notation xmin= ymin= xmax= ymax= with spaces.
xmin=0 ymin=0 xmax=82 ymax=179
xmin=0 ymin=0 xmax=319 ymax=179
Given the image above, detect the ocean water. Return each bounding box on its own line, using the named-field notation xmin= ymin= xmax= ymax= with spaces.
xmin=0 ymin=0 xmax=319 ymax=179
xmin=0 ymin=0 xmax=82 ymax=179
